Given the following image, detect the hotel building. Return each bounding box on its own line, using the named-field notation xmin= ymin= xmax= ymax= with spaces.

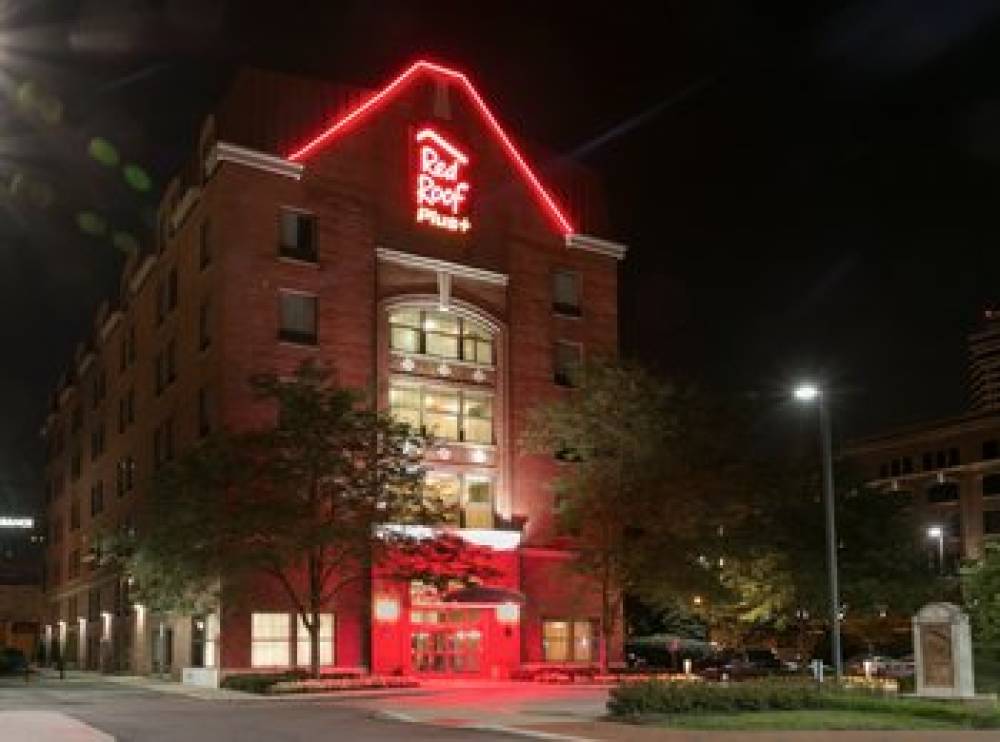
xmin=40 ymin=61 xmax=626 ymax=681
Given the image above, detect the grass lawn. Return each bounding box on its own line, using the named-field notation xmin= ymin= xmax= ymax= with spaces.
xmin=657 ymin=709 xmax=968 ymax=731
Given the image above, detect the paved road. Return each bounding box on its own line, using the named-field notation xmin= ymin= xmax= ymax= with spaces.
xmin=0 ymin=675 xmax=522 ymax=741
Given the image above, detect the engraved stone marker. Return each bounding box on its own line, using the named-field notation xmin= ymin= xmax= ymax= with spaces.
xmin=912 ymin=602 xmax=975 ymax=698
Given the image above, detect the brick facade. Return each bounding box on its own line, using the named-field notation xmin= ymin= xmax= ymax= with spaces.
xmin=41 ymin=62 xmax=625 ymax=679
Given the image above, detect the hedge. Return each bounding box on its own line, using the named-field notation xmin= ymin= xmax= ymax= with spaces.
xmin=607 ymin=679 xmax=1000 ymax=728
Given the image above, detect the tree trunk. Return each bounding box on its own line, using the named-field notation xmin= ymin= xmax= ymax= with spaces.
xmin=309 ymin=610 xmax=320 ymax=680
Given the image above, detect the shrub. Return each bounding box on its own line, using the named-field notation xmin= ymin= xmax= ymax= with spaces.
xmin=607 ymin=678 xmax=1000 ymax=728
xmin=221 ymin=670 xmax=307 ymax=694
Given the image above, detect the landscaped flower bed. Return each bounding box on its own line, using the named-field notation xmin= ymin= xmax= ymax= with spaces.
xmin=221 ymin=671 xmax=419 ymax=695
xmin=268 ymin=676 xmax=420 ymax=694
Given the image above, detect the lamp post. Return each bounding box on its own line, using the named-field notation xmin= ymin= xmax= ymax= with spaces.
xmin=927 ymin=525 xmax=945 ymax=575
xmin=794 ymin=382 xmax=842 ymax=683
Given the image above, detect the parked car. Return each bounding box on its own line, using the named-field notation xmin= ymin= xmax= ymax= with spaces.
xmin=0 ymin=648 xmax=27 ymax=674
xmin=698 ymin=648 xmax=784 ymax=680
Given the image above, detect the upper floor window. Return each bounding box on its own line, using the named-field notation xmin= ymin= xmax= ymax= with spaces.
xmin=199 ymin=299 xmax=211 ymax=350
xmin=984 ymin=440 xmax=999 ymax=460
xmin=553 ymin=270 xmax=581 ymax=317
xmin=389 ymin=309 xmax=494 ymax=365
xmin=389 ymin=384 xmax=493 ymax=444
xmin=279 ymin=208 xmax=317 ymax=263
xmin=554 ymin=341 xmax=583 ymax=387
xmin=199 ymin=219 xmax=211 ymax=269
xmin=279 ymin=292 xmax=318 ymax=345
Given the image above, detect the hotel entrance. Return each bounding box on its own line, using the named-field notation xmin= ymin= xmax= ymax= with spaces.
xmin=410 ymin=607 xmax=484 ymax=674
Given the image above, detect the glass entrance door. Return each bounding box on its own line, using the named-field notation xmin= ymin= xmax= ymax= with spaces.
xmin=410 ymin=608 xmax=484 ymax=674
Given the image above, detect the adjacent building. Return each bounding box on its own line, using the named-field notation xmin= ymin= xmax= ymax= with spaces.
xmin=846 ymin=310 xmax=1000 ymax=568
xmin=40 ymin=61 xmax=626 ymax=681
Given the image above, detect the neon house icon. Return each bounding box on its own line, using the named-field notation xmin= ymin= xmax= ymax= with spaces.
xmin=414 ymin=128 xmax=472 ymax=233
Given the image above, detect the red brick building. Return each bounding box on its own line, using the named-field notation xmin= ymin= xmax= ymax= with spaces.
xmin=41 ymin=61 xmax=626 ymax=682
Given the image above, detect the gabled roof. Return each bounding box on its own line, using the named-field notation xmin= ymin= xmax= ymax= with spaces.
xmin=285 ymin=60 xmax=576 ymax=236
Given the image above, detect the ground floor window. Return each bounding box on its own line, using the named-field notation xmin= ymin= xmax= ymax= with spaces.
xmin=296 ymin=613 xmax=334 ymax=667
xmin=542 ymin=619 xmax=596 ymax=662
xmin=251 ymin=612 xmax=290 ymax=668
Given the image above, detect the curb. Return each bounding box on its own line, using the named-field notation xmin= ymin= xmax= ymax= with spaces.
xmin=373 ymin=710 xmax=596 ymax=741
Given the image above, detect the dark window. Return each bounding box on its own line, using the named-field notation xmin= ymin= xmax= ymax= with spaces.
xmin=985 ymin=510 xmax=1000 ymax=535
xmin=554 ymin=341 xmax=582 ymax=387
xmin=949 ymin=448 xmax=960 ymax=466
xmin=553 ymin=270 xmax=581 ymax=317
xmin=199 ymin=300 xmax=211 ymax=350
xmin=199 ymin=219 xmax=211 ymax=269
xmin=198 ymin=387 xmax=211 ymax=437
xmin=90 ymin=422 xmax=105 ymax=460
xmin=902 ymin=457 xmax=913 ymax=474
xmin=279 ymin=208 xmax=317 ymax=262
xmin=71 ymin=406 xmax=82 ymax=433
xmin=71 ymin=448 xmax=81 ymax=480
xmin=168 ymin=266 xmax=178 ymax=311
xmin=923 ymin=452 xmax=934 ymax=471
xmin=927 ymin=483 xmax=960 ymax=503
xmin=70 ymin=498 xmax=80 ymax=530
xmin=936 ymin=451 xmax=946 ymax=468
xmin=890 ymin=459 xmax=900 ymax=477
xmin=279 ymin=292 xmax=318 ymax=344
xmin=879 ymin=463 xmax=888 ymax=479
xmin=90 ymin=480 xmax=104 ymax=516
xmin=167 ymin=339 xmax=177 ymax=383
xmin=984 ymin=440 xmax=999 ymax=460
xmin=983 ymin=473 xmax=1000 ymax=497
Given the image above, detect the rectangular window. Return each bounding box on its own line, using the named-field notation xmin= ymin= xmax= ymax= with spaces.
xmin=70 ymin=498 xmax=80 ymax=530
xmin=279 ymin=209 xmax=317 ymax=263
xmin=388 ymin=309 xmax=494 ymax=365
xmin=985 ymin=510 xmax=1000 ymax=536
xmin=464 ymin=476 xmax=494 ymax=529
xmin=554 ymin=341 xmax=582 ymax=387
xmin=168 ymin=266 xmax=178 ymax=311
xmin=279 ymin=292 xmax=318 ymax=345
xmin=251 ymin=612 xmax=291 ymax=668
xmin=984 ymin=440 xmax=999 ymax=460
xmin=296 ymin=613 xmax=334 ymax=667
xmin=198 ymin=387 xmax=211 ymax=437
xmin=948 ymin=448 xmax=960 ymax=467
xmin=923 ymin=452 xmax=933 ymax=471
xmin=167 ymin=339 xmax=177 ymax=384
xmin=71 ymin=448 xmax=81 ymax=480
xmin=542 ymin=619 xmax=596 ymax=663
xmin=199 ymin=219 xmax=211 ymax=269
xmin=389 ymin=385 xmax=494 ymax=444
xmin=199 ymin=300 xmax=211 ymax=350
xmin=553 ymin=270 xmax=581 ymax=316
xmin=90 ymin=480 xmax=104 ymax=516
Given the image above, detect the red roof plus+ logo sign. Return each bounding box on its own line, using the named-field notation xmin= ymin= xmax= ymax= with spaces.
xmin=414 ymin=128 xmax=472 ymax=233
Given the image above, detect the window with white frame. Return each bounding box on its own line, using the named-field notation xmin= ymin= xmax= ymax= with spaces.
xmin=424 ymin=472 xmax=494 ymax=528
xmin=388 ymin=308 xmax=494 ymax=365
xmin=542 ymin=618 xmax=596 ymax=662
xmin=389 ymin=383 xmax=493 ymax=444
xmin=553 ymin=270 xmax=581 ymax=316
xmin=279 ymin=292 xmax=318 ymax=345
xmin=251 ymin=612 xmax=290 ymax=667
xmin=279 ymin=208 xmax=317 ymax=263
xmin=296 ymin=613 xmax=334 ymax=667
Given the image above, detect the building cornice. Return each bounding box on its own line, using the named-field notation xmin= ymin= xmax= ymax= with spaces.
xmin=210 ymin=141 xmax=303 ymax=181
xmin=100 ymin=310 xmax=122 ymax=342
xmin=566 ymin=233 xmax=627 ymax=260
xmin=376 ymin=246 xmax=508 ymax=286
xmin=128 ymin=255 xmax=156 ymax=295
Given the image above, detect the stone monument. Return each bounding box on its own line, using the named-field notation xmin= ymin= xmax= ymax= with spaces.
xmin=912 ymin=602 xmax=975 ymax=698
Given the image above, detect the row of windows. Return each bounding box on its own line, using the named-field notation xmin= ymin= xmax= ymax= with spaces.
xmin=389 ymin=309 xmax=494 ymax=365
xmin=251 ymin=612 xmax=334 ymax=668
xmin=389 ymin=384 xmax=493 ymax=444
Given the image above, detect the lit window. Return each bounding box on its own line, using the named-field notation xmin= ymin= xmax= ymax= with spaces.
xmin=251 ymin=612 xmax=290 ymax=667
xmin=389 ymin=384 xmax=493 ymax=444
xmin=543 ymin=618 xmax=595 ymax=663
xmin=279 ymin=208 xmax=317 ymax=263
xmin=388 ymin=309 xmax=493 ymax=365
xmin=279 ymin=292 xmax=318 ymax=345
xmin=426 ymin=473 xmax=461 ymax=524
xmin=423 ymin=389 xmax=460 ymax=441
xmin=463 ymin=394 xmax=493 ymax=444
xmin=554 ymin=341 xmax=582 ymax=387
xmin=296 ymin=613 xmax=334 ymax=667
xmin=553 ymin=271 xmax=581 ymax=316
xmin=464 ymin=476 xmax=494 ymax=529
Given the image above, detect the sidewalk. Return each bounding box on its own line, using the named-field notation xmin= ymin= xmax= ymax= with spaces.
xmin=519 ymin=725 xmax=1000 ymax=741
xmin=0 ymin=710 xmax=113 ymax=741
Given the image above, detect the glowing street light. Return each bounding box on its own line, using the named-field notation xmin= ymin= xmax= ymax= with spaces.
xmin=793 ymin=381 xmax=842 ymax=683
xmin=928 ymin=525 xmax=945 ymax=575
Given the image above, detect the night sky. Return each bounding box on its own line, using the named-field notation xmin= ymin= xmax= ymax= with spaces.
xmin=2 ymin=1 xmax=1000 ymax=512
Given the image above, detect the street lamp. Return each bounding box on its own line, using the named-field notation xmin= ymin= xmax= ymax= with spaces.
xmin=927 ymin=525 xmax=945 ymax=575
xmin=794 ymin=381 xmax=842 ymax=683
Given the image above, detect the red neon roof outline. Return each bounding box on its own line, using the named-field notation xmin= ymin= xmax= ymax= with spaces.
xmin=286 ymin=60 xmax=575 ymax=236
xmin=415 ymin=128 xmax=469 ymax=165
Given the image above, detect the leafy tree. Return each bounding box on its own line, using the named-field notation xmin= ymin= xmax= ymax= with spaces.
xmin=522 ymin=360 xmax=743 ymax=671
xmin=963 ymin=541 xmax=1000 ymax=646
xmin=122 ymin=361 xmax=447 ymax=677
xmin=389 ymin=532 xmax=505 ymax=592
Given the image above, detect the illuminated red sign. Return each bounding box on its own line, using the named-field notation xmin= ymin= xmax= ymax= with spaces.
xmin=414 ymin=128 xmax=472 ymax=233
